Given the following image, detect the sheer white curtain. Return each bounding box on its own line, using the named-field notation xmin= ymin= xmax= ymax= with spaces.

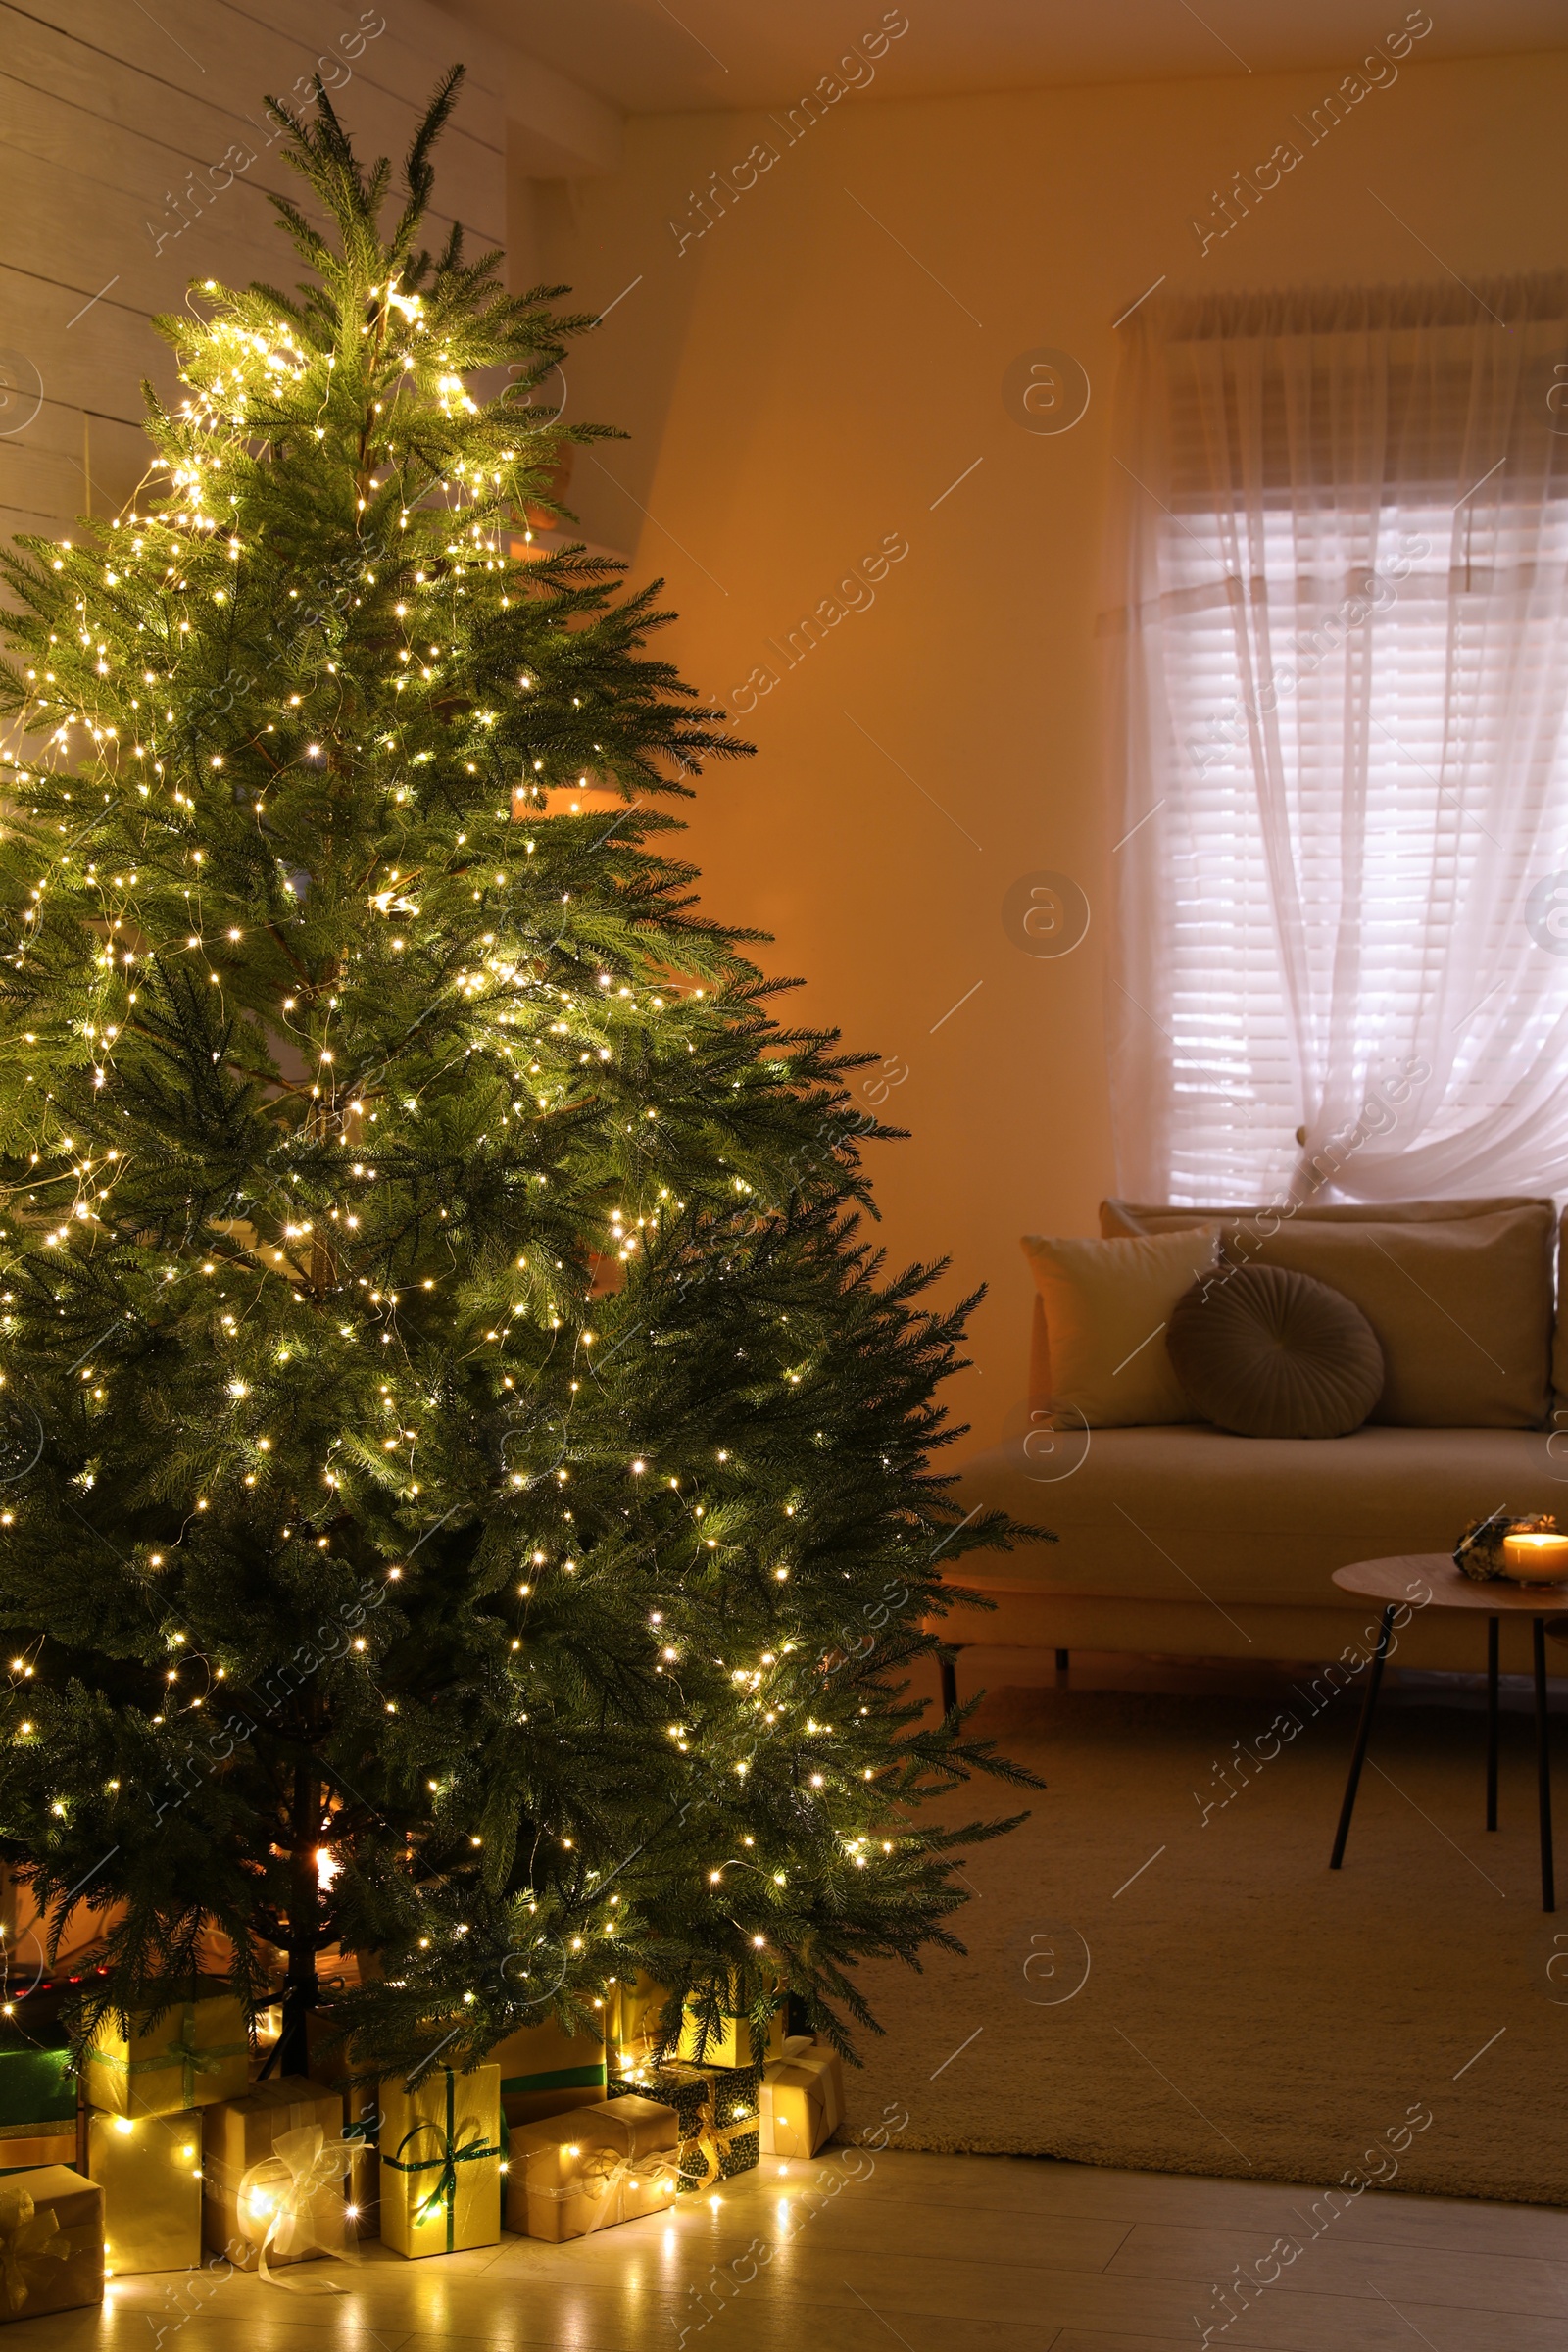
xmin=1105 ymin=272 xmax=1568 ymax=1206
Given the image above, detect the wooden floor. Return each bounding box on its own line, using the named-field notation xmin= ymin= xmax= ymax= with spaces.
xmin=35 ymin=2142 xmax=1568 ymax=2350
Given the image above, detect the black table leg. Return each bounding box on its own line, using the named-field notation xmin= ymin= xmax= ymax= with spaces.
xmin=1487 ymin=1617 xmax=1499 ymax=1832
xmin=1331 ymin=1603 xmax=1396 ymax=1870
xmin=1534 ymin=1616 xmax=1555 ymax=1914
xmin=938 ymin=1653 xmax=958 ymax=1717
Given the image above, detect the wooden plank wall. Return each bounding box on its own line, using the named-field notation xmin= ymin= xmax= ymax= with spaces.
xmin=0 ymin=0 xmax=505 ymax=544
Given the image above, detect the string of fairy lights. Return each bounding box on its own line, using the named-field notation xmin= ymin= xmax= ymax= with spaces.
xmin=0 ymin=213 xmax=931 ymax=2021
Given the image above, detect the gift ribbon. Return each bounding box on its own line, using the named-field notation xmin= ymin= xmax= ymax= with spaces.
xmin=236 ymin=2123 xmax=356 ymax=2292
xmin=383 ymin=2071 xmax=500 ymax=2253
xmin=673 ymin=2082 xmax=758 ymax=2192
xmin=0 ymin=2183 xmax=75 ymax=2314
xmin=499 ymin=2063 xmax=606 ymax=2096
xmin=678 ymin=2114 xmax=755 ymax=2190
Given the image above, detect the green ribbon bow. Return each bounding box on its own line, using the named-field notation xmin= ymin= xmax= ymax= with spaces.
xmin=383 ymin=2072 xmax=499 ymax=2253
xmin=164 ymin=2009 xmax=247 ymax=2108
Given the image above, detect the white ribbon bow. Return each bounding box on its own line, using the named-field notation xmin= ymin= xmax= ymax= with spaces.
xmin=237 ymin=2123 xmax=356 ymax=2290
xmin=0 ymin=2183 xmax=73 ymax=2314
xmin=526 ymin=2138 xmax=684 ymax=2235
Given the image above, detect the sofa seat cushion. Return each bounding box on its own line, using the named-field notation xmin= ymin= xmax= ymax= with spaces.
xmin=952 ymin=1423 xmax=1565 ymax=1609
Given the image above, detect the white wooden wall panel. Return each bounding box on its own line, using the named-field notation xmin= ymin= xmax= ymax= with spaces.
xmin=0 ymin=0 xmax=505 ymax=542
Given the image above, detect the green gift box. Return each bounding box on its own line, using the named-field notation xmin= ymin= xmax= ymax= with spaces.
xmin=0 ymin=2050 xmax=74 ymax=2132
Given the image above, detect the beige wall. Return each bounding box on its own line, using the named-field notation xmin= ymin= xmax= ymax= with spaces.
xmin=530 ymin=45 xmax=1568 ymax=1455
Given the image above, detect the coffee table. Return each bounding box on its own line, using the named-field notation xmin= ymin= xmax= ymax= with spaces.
xmin=1330 ymin=1554 xmax=1563 ymax=1912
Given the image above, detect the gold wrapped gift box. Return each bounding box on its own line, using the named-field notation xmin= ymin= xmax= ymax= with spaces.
xmin=202 ymin=2077 xmax=349 ymax=2273
xmin=486 ymin=2017 xmax=609 ymax=2128
xmin=302 ymin=2016 xmax=380 ymax=2240
xmin=88 ymin=2107 xmax=202 ymax=2277
xmin=606 ymin=1972 xmax=669 ymax=2067
xmin=0 ymin=2167 xmax=102 ymax=2324
xmin=609 ymin=1976 xmax=785 ymax=2074
xmin=378 ymin=2064 xmax=501 ymax=2260
xmin=508 ymin=2094 xmax=680 ymax=2241
xmin=675 ymin=2002 xmax=783 ymax=2071
xmin=760 ymin=2038 xmax=845 ymax=2159
xmin=0 ymin=2127 xmax=74 ymax=2177
xmin=84 ymin=1987 xmax=249 ymax=2120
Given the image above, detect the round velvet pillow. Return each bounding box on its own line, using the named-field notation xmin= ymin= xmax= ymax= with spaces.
xmin=1166 ymin=1264 xmax=1384 ymax=1440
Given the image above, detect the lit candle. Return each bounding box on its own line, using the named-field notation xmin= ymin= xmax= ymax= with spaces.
xmin=1501 ymin=1531 xmax=1568 ymax=1582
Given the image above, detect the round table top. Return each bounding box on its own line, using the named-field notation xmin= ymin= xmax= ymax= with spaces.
xmin=1334 ymin=1554 xmax=1568 ymax=1612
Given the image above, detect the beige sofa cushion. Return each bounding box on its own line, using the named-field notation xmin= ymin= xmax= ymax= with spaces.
xmin=952 ymin=1422 xmax=1564 ymax=1609
xmin=1105 ymin=1196 xmax=1559 ymax=1426
xmin=1212 ymin=1207 xmax=1553 ymax=1428
xmin=1020 ymin=1229 xmax=1217 ymax=1426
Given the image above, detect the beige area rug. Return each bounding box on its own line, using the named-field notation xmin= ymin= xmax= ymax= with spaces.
xmin=839 ymin=1681 xmax=1568 ymax=2205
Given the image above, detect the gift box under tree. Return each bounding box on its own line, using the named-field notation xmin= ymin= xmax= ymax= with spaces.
xmin=202 ymin=2076 xmax=350 ymax=2274
xmin=378 ymin=2063 xmax=501 ymax=2259
xmin=609 ymin=2059 xmax=760 ymax=2187
xmin=83 ymin=1984 xmax=249 ymax=2120
xmin=0 ymin=2128 xmax=74 ymax=2176
xmin=0 ymin=2167 xmax=103 ymax=2325
xmin=760 ymin=2037 xmax=845 ymax=2159
xmin=675 ymin=1998 xmax=784 ymax=2072
xmin=0 ymin=2047 xmax=75 ymax=2176
xmin=486 ymin=2017 xmax=609 ymax=2128
xmin=88 ymin=2106 xmax=202 ymax=2277
xmin=508 ymin=2093 xmax=681 ymax=2241
xmin=605 ymin=1973 xmax=670 ymax=2071
xmin=606 ymin=1977 xmax=786 ymax=2076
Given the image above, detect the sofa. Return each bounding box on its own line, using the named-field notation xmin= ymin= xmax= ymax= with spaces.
xmin=945 ymin=1196 xmax=1568 ymax=1680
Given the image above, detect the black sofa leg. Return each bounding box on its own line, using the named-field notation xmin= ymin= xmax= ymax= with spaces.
xmin=1055 ymin=1648 xmax=1070 ymax=1673
xmin=939 ymin=1653 xmax=958 ymax=1716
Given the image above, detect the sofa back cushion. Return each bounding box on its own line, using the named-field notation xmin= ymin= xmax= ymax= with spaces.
xmin=1020 ymin=1229 xmax=1219 ymax=1427
xmin=1104 ymin=1197 xmax=1557 ymax=1429
xmin=1102 ymin=1196 xmax=1543 ymax=1237
xmin=1212 ymin=1208 xmax=1553 ymax=1426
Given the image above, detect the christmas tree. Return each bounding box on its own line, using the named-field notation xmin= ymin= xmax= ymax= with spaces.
xmin=0 ymin=74 xmax=1036 ymax=2082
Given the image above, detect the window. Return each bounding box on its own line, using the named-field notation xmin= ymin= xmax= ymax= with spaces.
xmin=1106 ymin=275 xmax=1568 ymax=1206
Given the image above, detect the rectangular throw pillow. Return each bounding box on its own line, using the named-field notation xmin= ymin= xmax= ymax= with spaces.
xmin=1020 ymin=1229 xmax=1219 ymax=1427
xmin=1217 ymin=1204 xmax=1554 ymax=1428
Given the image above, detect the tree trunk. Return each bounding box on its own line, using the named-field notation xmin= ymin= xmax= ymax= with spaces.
xmin=277 ymin=1766 xmax=319 ymax=2077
